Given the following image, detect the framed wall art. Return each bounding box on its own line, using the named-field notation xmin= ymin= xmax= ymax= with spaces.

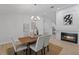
xmin=63 ymin=14 xmax=73 ymax=25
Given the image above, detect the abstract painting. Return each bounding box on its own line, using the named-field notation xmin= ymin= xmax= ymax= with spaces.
xmin=64 ymin=14 xmax=73 ymax=25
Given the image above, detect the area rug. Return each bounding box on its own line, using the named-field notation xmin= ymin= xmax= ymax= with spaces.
xmin=49 ymin=43 xmax=63 ymax=55
xmin=6 ymin=43 xmax=63 ymax=55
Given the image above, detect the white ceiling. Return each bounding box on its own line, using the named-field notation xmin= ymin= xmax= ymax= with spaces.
xmin=0 ymin=4 xmax=76 ymax=23
xmin=0 ymin=4 xmax=76 ymax=15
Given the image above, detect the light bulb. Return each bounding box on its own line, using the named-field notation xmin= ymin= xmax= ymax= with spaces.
xmin=31 ymin=16 xmax=34 ymax=19
xmin=37 ymin=16 xmax=40 ymax=20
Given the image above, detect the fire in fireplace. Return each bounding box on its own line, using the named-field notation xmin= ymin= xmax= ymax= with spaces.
xmin=61 ymin=32 xmax=78 ymax=44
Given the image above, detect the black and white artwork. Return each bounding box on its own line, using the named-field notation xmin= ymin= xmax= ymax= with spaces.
xmin=64 ymin=14 xmax=72 ymax=25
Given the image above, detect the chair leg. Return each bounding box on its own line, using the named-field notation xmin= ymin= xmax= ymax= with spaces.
xmin=22 ymin=49 xmax=26 ymax=55
xmin=41 ymin=49 xmax=43 ymax=55
xmin=26 ymin=49 xmax=27 ymax=55
xmin=23 ymin=50 xmax=25 ymax=52
xmin=14 ymin=52 xmax=17 ymax=55
xmin=47 ymin=45 xmax=49 ymax=52
xmin=30 ymin=48 xmax=31 ymax=55
xmin=44 ymin=47 xmax=46 ymax=55
xmin=35 ymin=52 xmax=37 ymax=55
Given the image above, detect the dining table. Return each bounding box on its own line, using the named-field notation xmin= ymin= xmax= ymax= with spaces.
xmin=19 ymin=36 xmax=38 ymax=45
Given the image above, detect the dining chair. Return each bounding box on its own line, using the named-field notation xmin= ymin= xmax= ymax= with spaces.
xmin=11 ymin=37 xmax=28 ymax=55
xmin=29 ymin=36 xmax=44 ymax=55
xmin=43 ymin=35 xmax=51 ymax=54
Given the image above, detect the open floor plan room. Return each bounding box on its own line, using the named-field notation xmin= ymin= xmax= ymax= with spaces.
xmin=0 ymin=4 xmax=79 ymax=55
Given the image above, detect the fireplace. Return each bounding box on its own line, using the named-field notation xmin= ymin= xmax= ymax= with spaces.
xmin=61 ymin=32 xmax=78 ymax=44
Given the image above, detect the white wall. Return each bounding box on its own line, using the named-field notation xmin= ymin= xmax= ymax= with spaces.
xmin=0 ymin=14 xmax=31 ymax=44
xmin=0 ymin=9 xmax=55 ymax=45
xmin=56 ymin=5 xmax=79 ymax=44
xmin=0 ymin=14 xmax=53 ymax=45
xmin=43 ymin=19 xmax=52 ymax=35
xmin=56 ymin=5 xmax=79 ymax=31
xmin=42 ymin=12 xmax=56 ymax=35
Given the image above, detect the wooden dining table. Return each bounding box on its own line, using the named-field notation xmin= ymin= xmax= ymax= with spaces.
xmin=19 ymin=36 xmax=38 ymax=45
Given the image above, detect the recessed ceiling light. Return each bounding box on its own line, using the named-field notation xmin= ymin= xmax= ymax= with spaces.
xmin=34 ymin=4 xmax=37 ymax=6
xmin=50 ymin=6 xmax=54 ymax=8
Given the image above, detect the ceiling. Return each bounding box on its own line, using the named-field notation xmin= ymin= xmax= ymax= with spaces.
xmin=0 ymin=4 xmax=76 ymax=15
xmin=0 ymin=4 xmax=76 ymax=23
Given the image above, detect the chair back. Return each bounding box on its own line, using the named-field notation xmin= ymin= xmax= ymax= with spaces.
xmin=43 ymin=35 xmax=51 ymax=47
xmin=35 ymin=36 xmax=44 ymax=51
xmin=10 ymin=37 xmax=17 ymax=51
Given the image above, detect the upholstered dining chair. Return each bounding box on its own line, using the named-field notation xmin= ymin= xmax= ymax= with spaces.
xmin=11 ymin=37 xmax=27 ymax=55
xmin=29 ymin=36 xmax=44 ymax=55
xmin=43 ymin=35 xmax=51 ymax=54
